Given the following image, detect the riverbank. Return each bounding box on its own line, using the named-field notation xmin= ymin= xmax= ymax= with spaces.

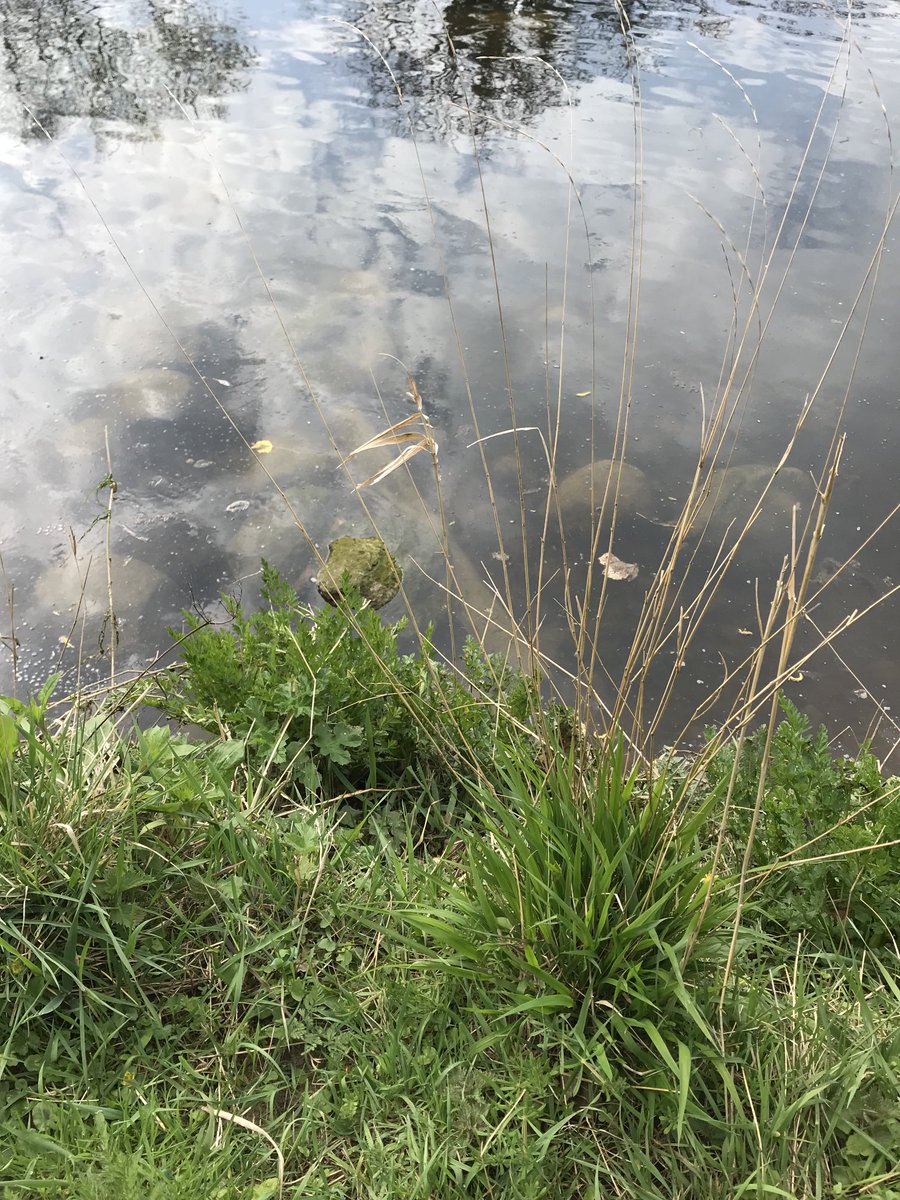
xmin=1 ymin=569 xmax=899 ymax=1199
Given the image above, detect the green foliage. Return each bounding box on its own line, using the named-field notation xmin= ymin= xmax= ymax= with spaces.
xmin=155 ymin=561 xmax=525 ymax=802
xmin=389 ymin=733 xmax=736 ymax=1130
xmin=0 ymin=1102 xmax=259 ymax=1200
xmin=720 ymin=951 xmax=900 ymax=1198
xmin=3 ymin=605 xmax=900 ymax=1197
xmin=710 ymin=699 xmax=900 ymax=948
xmin=0 ymin=701 xmax=323 ymax=1114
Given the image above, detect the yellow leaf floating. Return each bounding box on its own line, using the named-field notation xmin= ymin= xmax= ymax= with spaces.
xmin=789 ymin=671 xmax=804 ymax=682
xmin=250 ymin=439 xmax=273 ymax=454
xmin=576 ymin=390 xmax=592 ymax=398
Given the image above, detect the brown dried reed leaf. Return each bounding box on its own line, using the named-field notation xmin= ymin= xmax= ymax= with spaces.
xmin=354 ymin=438 xmax=431 ymax=488
xmin=345 ymin=413 xmax=428 ymax=459
xmin=407 ymin=376 xmax=424 ymax=411
xmin=346 ymin=404 xmax=437 ymax=487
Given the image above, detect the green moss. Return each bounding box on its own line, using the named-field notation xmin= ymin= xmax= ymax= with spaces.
xmin=316 ymin=535 xmax=402 ymax=610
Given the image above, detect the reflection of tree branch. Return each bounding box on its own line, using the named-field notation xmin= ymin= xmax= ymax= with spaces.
xmin=340 ymin=0 xmax=669 ymax=140
xmin=0 ymin=0 xmax=255 ymax=148
xmin=343 ymin=0 xmax=857 ymax=143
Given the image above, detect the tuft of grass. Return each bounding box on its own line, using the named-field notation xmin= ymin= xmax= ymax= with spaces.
xmin=386 ymin=734 xmax=735 ymax=1090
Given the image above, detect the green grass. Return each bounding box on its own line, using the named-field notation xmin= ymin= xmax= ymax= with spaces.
xmin=2 ymin=581 xmax=899 ymax=1199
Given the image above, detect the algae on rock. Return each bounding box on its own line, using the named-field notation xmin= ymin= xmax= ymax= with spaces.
xmin=317 ymin=536 xmax=402 ymax=610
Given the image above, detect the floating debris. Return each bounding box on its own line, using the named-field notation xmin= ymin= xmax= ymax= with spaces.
xmin=598 ymin=551 xmax=639 ymax=582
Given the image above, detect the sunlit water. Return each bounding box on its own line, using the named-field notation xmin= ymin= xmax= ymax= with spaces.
xmin=0 ymin=0 xmax=897 ymax=758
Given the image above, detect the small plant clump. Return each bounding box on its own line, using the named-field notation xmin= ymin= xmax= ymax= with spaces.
xmin=154 ymin=560 xmax=533 ymax=807
xmin=710 ymin=699 xmax=900 ymax=950
xmin=1 ymin=571 xmax=898 ymax=1199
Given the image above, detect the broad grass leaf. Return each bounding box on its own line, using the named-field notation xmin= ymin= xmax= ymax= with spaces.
xmin=0 ymin=712 xmax=17 ymax=760
xmin=676 ymin=1040 xmax=692 ymax=1142
xmin=14 ymin=1129 xmax=74 ymax=1160
xmin=399 ymin=910 xmax=483 ymax=960
xmin=500 ymin=992 xmax=573 ymax=1015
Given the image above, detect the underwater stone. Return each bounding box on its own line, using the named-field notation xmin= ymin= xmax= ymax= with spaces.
xmin=316 ymin=536 xmax=401 ymax=610
xmin=697 ymin=464 xmax=814 ymax=537
xmin=111 ymin=368 xmax=193 ymax=421
xmin=555 ymin=458 xmax=650 ymax=520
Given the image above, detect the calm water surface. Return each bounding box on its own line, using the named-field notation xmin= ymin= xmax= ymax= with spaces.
xmin=0 ymin=0 xmax=897 ymax=756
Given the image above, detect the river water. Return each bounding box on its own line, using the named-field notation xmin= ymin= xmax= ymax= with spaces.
xmin=0 ymin=0 xmax=897 ymax=758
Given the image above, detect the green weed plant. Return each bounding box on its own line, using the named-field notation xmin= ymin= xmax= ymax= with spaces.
xmin=710 ymin=699 xmax=900 ymax=950
xmin=154 ymin=561 xmax=531 ymax=806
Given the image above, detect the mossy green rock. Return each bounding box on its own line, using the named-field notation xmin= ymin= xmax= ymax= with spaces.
xmin=317 ymin=536 xmax=402 ymax=610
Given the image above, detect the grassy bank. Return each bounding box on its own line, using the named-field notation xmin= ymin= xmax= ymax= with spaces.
xmin=5 ymin=19 xmax=900 ymax=1195
xmin=1 ymin=570 xmax=898 ymax=1199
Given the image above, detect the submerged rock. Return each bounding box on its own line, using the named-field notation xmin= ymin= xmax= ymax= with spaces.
xmin=316 ymin=536 xmax=401 ymax=610
xmin=111 ymin=368 xmax=194 ymax=421
xmin=696 ymin=464 xmax=814 ymax=539
xmin=555 ymin=458 xmax=650 ymax=522
xmin=35 ymin=554 xmax=162 ymax=617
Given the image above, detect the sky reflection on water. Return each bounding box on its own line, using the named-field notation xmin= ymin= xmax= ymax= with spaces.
xmin=0 ymin=0 xmax=897 ymax=756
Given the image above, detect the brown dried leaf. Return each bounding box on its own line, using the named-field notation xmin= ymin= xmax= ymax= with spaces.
xmin=598 ymin=551 xmax=639 ymax=582
xmin=353 ymin=439 xmax=431 ymax=488
xmin=345 ymin=413 xmax=430 ymax=459
xmin=407 ymin=375 xmax=424 ymax=411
